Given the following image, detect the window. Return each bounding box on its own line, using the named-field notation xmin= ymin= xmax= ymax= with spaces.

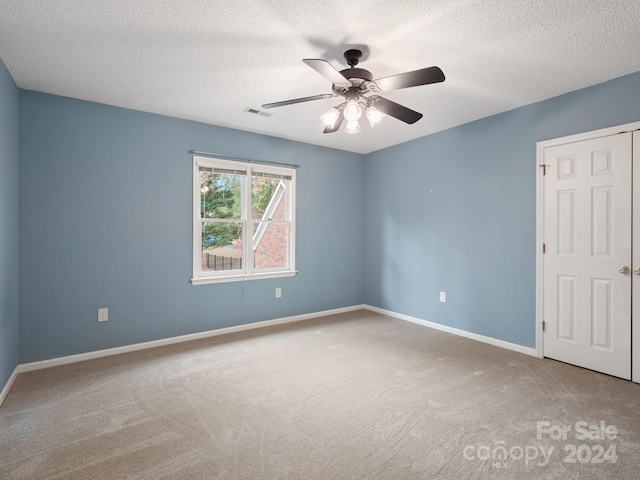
xmin=191 ymin=156 xmax=296 ymax=284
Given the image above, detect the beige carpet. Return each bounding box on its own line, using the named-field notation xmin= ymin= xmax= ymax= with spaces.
xmin=1 ymin=310 xmax=639 ymax=479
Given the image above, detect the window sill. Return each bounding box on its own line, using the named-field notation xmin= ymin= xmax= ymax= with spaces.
xmin=191 ymin=270 xmax=297 ymax=285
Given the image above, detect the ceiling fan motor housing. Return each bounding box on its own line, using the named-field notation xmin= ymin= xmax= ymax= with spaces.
xmin=341 ymin=49 xmax=373 ymax=83
xmin=340 ymin=68 xmax=373 ymax=82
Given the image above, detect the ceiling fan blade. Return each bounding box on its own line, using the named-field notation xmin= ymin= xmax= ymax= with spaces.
xmin=374 ymin=97 xmax=423 ymax=124
xmin=323 ymin=115 xmax=344 ymax=134
xmin=262 ymin=93 xmax=336 ymax=109
xmin=303 ymin=59 xmax=351 ymax=85
xmin=374 ymin=66 xmax=445 ymax=92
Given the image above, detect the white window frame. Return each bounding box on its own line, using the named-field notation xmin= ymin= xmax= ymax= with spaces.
xmin=191 ymin=155 xmax=296 ymax=285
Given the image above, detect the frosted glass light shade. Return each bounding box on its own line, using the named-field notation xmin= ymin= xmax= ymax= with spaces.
xmin=320 ymin=108 xmax=341 ymax=129
xmin=343 ymin=99 xmax=363 ymax=121
xmin=366 ymin=106 xmax=385 ymax=127
xmin=345 ymin=120 xmax=361 ymax=134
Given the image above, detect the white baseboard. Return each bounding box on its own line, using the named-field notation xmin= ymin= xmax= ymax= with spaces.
xmin=17 ymin=305 xmax=364 ymax=374
xmin=0 ymin=367 xmax=19 ymax=408
xmin=2 ymin=303 xmax=536 ymax=406
xmin=363 ymin=305 xmax=538 ymax=357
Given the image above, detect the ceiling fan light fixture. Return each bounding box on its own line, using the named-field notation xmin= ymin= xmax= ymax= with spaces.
xmin=366 ymin=106 xmax=385 ymax=128
xmin=343 ymin=98 xmax=363 ymax=121
xmin=320 ymin=107 xmax=341 ymax=129
xmin=262 ymin=49 xmax=445 ymax=135
xmin=345 ymin=120 xmax=361 ymax=134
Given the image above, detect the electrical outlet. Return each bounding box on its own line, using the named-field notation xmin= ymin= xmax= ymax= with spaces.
xmin=439 ymin=292 xmax=447 ymax=303
xmin=275 ymin=288 xmax=282 ymax=298
xmin=98 ymin=308 xmax=108 ymax=322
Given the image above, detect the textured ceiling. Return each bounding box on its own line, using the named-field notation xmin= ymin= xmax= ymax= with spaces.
xmin=1 ymin=0 xmax=639 ymax=154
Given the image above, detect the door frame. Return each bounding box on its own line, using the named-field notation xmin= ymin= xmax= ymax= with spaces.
xmin=535 ymin=121 xmax=640 ymax=359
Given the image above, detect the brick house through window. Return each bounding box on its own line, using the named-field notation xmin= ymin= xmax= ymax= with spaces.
xmin=253 ymin=180 xmax=287 ymax=268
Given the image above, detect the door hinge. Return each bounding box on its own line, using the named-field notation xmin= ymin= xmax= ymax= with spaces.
xmin=542 ymin=321 xmax=546 ymax=332
xmin=540 ymin=164 xmax=547 ymax=175
xmin=542 ymin=243 xmax=546 ymax=254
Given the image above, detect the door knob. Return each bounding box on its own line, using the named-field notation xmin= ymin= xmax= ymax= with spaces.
xmin=634 ymin=267 xmax=640 ymax=276
xmin=619 ymin=266 xmax=630 ymax=274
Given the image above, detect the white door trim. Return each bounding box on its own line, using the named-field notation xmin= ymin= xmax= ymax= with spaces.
xmin=633 ymin=131 xmax=640 ymax=383
xmin=535 ymin=121 xmax=640 ymax=359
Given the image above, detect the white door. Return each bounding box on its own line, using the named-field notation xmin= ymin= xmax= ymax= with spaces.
xmin=543 ymin=133 xmax=632 ymax=379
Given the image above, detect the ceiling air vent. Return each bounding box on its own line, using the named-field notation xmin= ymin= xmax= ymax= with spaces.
xmin=243 ymin=107 xmax=271 ymax=118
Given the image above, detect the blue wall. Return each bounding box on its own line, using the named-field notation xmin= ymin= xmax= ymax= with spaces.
xmin=11 ymin=68 xmax=640 ymax=364
xmin=0 ymin=58 xmax=19 ymax=387
xmin=18 ymin=92 xmax=364 ymax=363
xmin=363 ymin=71 xmax=640 ymax=348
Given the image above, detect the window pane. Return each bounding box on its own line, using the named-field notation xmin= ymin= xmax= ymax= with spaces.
xmin=200 ymin=172 xmax=241 ymax=219
xmin=253 ymin=221 xmax=288 ymax=269
xmin=202 ymin=222 xmax=243 ymax=272
xmin=252 ymin=176 xmax=287 ymax=220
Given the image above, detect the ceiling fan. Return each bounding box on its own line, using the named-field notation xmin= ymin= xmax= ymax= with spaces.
xmin=262 ymin=49 xmax=445 ymax=134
